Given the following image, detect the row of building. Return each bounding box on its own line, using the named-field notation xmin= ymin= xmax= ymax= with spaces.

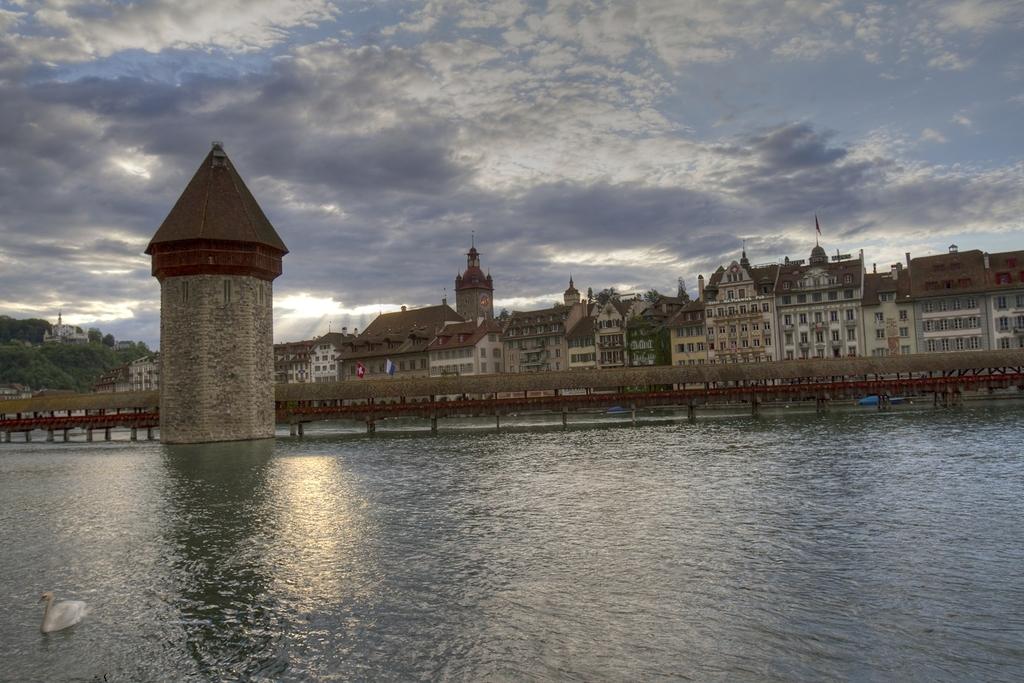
xmin=93 ymin=354 xmax=161 ymax=392
xmin=274 ymin=241 xmax=1024 ymax=383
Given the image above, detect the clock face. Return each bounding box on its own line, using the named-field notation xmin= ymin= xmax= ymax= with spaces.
xmin=479 ymin=293 xmax=491 ymax=306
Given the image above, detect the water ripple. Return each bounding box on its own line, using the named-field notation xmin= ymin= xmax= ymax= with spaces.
xmin=1 ymin=404 xmax=1023 ymax=680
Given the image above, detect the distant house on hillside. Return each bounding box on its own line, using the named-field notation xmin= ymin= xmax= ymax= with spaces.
xmin=0 ymin=383 xmax=32 ymax=400
xmin=43 ymin=312 xmax=88 ymax=345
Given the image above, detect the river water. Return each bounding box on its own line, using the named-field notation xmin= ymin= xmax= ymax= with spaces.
xmin=2 ymin=403 xmax=1023 ymax=681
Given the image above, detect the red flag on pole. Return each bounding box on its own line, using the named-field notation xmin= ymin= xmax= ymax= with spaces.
xmin=815 ymin=214 xmax=821 ymax=235
xmin=356 ymin=361 xmax=366 ymax=379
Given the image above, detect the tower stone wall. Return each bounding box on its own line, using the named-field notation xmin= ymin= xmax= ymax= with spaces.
xmin=159 ymin=274 xmax=275 ymax=443
xmin=147 ymin=142 xmax=287 ymax=445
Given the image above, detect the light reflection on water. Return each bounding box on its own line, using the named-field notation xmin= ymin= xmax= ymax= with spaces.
xmin=1 ymin=404 xmax=1024 ymax=680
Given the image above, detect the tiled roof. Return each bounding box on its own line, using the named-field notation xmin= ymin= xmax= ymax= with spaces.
xmin=147 ymin=144 xmax=288 ymax=253
xmin=565 ymin=315 xmax=596 ymax=339
xmin=665 ymin=299 xmax=705 ymax=327
xmin=908 ymin=249 xmax=988 ymax=297
xmin=862 ymin=269 xmax=911 ymax=304
xmin=986 ymin=250 xmax=1024 ymax=289
xmin=337 ymin=304 xmax=463 ymax=361
xmin=428 ymin=319 xmax=502 ymax=351
xmin=361 ymin=304 xmax=462 ymax=338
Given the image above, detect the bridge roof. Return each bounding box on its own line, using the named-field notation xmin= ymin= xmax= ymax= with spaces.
xmin=4 ymin=351 xmax=1022 ymax=417
xmin=0 ymin=390 xmax=159 ymax=415
xmin=277 ymin=350 xmax=1024 ymax=402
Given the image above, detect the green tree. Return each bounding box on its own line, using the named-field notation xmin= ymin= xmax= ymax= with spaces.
xmin=102 ymin=333 xmax=115 ymax=347
xmin=676 ymin=277 xmax=691 ymax=302
xmin=0 ymin=315 xmax=51 ymax=345
xmin=87 ymin=328 xmax=102 ymax=344
xmin=643 ymin=289 xmax=661 ymax=303
xmin=595 ymin=287 xmax=620 ymax=306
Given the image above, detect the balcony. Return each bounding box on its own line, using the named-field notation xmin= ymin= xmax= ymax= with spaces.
xmin=844 ymin=319 xmax=857 ymax=327
xmin=783 ymin=324 xmax=793 ymax=331
xmin=799 ymin=341 xmax=810 ymax=349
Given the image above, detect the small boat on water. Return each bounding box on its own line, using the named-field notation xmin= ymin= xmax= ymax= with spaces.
xmin=857 ymin=395 xmax=908 ymax=406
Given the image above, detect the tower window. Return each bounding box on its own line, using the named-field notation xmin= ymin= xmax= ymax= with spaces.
xmin=181 ymin=281 xmax=189 ymax=303
xmin=223 ymin=279 xmax=232 ymax=304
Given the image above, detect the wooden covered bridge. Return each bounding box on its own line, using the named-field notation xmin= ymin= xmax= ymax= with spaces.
xmin=2 ymin=350 xmax=1023 ymax=442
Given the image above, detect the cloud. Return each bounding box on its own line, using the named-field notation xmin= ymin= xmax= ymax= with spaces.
xmin=951 ymin=113 xmax=973 ymax=128
xmin=3 ymin=0 xmax=337 ymax=62
xmin=935 ymin=0 xmax=1023 ymax=32
xmin=0 ymin=2 xmax=1020 ymax=347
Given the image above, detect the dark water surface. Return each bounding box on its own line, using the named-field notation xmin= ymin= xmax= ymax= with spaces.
xmin=2 ymin=405 xmax=1023 ymax=681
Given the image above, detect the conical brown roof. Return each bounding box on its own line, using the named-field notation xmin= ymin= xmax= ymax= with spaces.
xmin=146 ymin=143 xmax=287 ymax=254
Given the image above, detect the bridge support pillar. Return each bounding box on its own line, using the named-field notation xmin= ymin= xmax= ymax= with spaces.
xmin=146 ymin=427 xmax=154 ymax=441
xmin=365 ymin=421 xmax=374 ymax=435
xmin=63 ymin=429 xmax=69 ymax=442
xmin=816 ymin=397 xmax=828 ymax=414
xmin=751 ymin=398 xmax=760 ymax=418
xmin=130 ymin=427 xmax=138 ymax=441
xmin=298 ymin=422 xmax=305 ymax=438
xmin=631 ymin=406 xmax=636 ymax=425
xmin=289 ymin=423 xmax=296 ymax=436
xmin=46 ymin=429 xmax=54 ymax=442
xmin=104 ymin=427 xmax=111 ymax=441
xmin=3 ymin=432 xmax=9 ymax=443
xmin=495 ymin=414 xmax=500 ymax=432
xmin=562 ymin=410 xmax=568 ymax=428
xmin=431 ymin=416 xmax=438 ymax=434
xmin=25 ymin=431 xmax=32 ymax=443
xmin=86 ymin=428 xmax=93 ymax=442
xmin=687 ymin=402 xmax=696 ymax=422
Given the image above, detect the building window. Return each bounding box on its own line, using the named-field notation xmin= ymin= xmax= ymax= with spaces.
xmin=874 ymin=312 xmax=884 ymax=323
xmin=996 ymin=296 xmax=1008 ymax=309
xmin=223 ymin=279 xmax=232 ymax=304
xmin=181 ymin=281 xmax=189 ymax=303
xmin=875 ymin=329 xmax=885 ymax=339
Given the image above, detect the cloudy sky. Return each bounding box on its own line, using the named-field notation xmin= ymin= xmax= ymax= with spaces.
xmin=0 ymin=0 xmax=1021 ymax=346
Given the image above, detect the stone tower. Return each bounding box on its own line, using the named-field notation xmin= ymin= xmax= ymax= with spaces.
xmin=454 ymin=242 xmax=494 ymax=321
xmin=563 ymin=275 xmax=581 ymax=306
xmin=146 ymin=143 xmax=288 ymax=444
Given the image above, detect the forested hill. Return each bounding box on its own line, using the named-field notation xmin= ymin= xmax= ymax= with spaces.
xmin=0 ymin=315 xmax=51 ymax=345
xmin=0 ymin=316 xmax=152 ymax=392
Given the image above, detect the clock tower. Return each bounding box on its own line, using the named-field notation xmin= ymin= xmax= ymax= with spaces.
xmin=454 ymin=242 xmax=494 ymax=321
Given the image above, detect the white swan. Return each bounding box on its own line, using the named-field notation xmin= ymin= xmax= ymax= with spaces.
xmin=39 ymin=591 xmax=87 ymax=633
